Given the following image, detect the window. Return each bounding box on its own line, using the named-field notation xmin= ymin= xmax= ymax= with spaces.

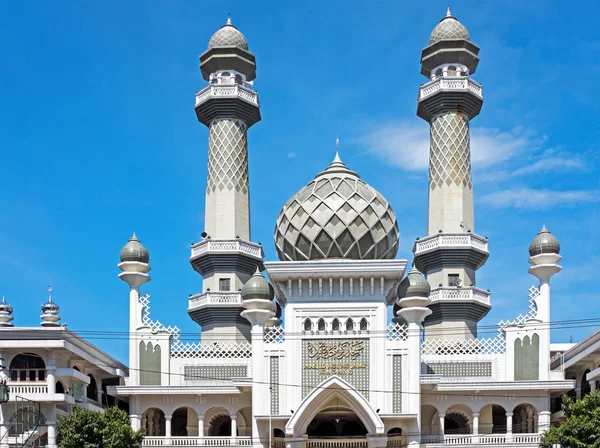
xmin=346 ymin=318 xmax=354 ymax=331
xmin=317 ymin=318 xmax=326 ymax=331
xmin=9 ymin=353 xmax=46 ymax=382
xmin=448 ymin=274 xmax=460 ymax=287
xmin=304 ymin=319 xmax=312 ymax=331
xmin=219 ymin=278 xmax=231 ymax=292
xmin=331 ymin=318 xmax=340 ymax=331
xmin=360 ymin=318 xmax=368 ymax=331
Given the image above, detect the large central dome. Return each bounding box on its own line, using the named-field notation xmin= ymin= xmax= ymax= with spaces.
xmin=274 ymin=152 xmax=399 ymax=261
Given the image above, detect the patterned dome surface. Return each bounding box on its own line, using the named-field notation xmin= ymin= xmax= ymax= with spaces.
xmin=208 ymin=16 xmax=248 ymax=50
xmin=274 ymin=153 xmax=399 ymax=261
xmin=429 ymin=9 xmax=470 ymax=45
xmin=528 ymin=225 xmax=560 ymax=257
xmin=120 ymin=234 xmax=150 ymax=263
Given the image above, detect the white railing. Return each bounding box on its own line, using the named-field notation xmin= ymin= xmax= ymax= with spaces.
xmin=419 ymin=77 xmax=483 ymax=100
xmin=422 ymin=335 xmax=506 ymax=355
xmin=189 ymin=292 xmax=242 ymax=309
xmin=306 ymin=439 xmax=368 ymax=448
xmin=171 ymin=341 xmax=252 ymax=359
xmin=195 ymin=85 xmax=259 ymax=106
xmin=414 ymin=233 xmax=488 ymax=254
xmin=386 ymin=436 xmax=406 ymax=447
xmin=478 ymin=434 xmax=506 ymax=444
xmin=191 ymin=239 xmax=263 ymax=259
xmin=514 ymin=434 xmax=541 ymax=444
xmin=387 ymin=322 xmax=408 ymax=341
xmin=143 ymin=437 xmax=252 ymax=447
xmin=428 ymin=287 xmax=491 ymax=306
xmin=7 ymin=382 xmax=48 ymax=394
xmin=420 ymin=433 xmax=540 ymax=445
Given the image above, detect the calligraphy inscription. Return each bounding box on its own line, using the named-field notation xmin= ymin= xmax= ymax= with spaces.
xmin=304 ymin=340 xmax=367 ymax=375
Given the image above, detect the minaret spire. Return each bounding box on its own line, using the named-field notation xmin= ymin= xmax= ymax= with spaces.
xmin=226 ymin=12 xmax=232 ymax=25
xmin=414 ymin=12 xmax=488 ymax=340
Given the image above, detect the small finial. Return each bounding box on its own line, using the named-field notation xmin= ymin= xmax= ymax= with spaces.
xmin=226 ymin=12 xmax=232 ymax=25
xmin=446 ymin=5 xmax=452 ymax=17
xmin=333 ymin=132 xmax=342 ymax=164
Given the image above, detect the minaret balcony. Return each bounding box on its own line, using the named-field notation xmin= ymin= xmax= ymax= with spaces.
xmin=188 ymin=291 xmax=242 ymax=312
xmin=194 ymin=84 xmax=261 ymax=127
xmin=413 ymin=233 xmax=489 ymax=273
xmin=417 ymin=77 xmax=483 ymax=121
xmin=190 ymin=239 xmax=264 ymax=278
xmin=429 ymin=286 xmax=491 ymax=306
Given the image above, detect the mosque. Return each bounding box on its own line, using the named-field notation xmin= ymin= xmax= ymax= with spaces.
xmin=1 ymin=7 xmax=598 ymax=448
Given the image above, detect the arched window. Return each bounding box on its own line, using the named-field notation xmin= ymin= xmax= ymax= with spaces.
xmin=447 ymin=66 xmax=457 ymax=76
xmin=220 ymin=72 xmax=231 ymax=84
xmin=346 ymin=318 xmax=354 ymax=331
xmin=235 ymin=74 xmax=243 ymax=85
xmin=359 ymin=318 xmax=368 ymax=331
xmin=331 ymin=318 xmax=340 ymax=331
xmin=435 ymin=68 xmax=443 ymax=78
xmin=56 ymin=381 xmax=65 ymax=394
xmin=317 ymin=318 xmax=326 ymax=331
xmin=274 ymin=428 xmax=285 ymax=438
xmin=387 ymin=427 xmax=402 ymax=436
xmin=87 ymin=374 xmax=98 ymax=401
xmin=9 ymin=354 xmax=46 ymax=382
xmin=304 ymin=319 xmax=312 ymax=332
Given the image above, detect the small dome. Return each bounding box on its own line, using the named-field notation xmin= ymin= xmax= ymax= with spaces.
xmin=42 ymin=286 xmax=60 ymax=314
xmin=120 ymin=233 xmax=150 ymax=263
xmin=241 ymin=270 xmax=274 ymax=301
xmin=397 ymin=266 xmax=431 ymax=299
xmin=0 ymin=297 xmax=13 ymax=314
xmin=528 ymin=225 xmax=560 ymax=257
xmin=429 ymin=7 xmax=470 ymax=45
xmin=208 ymin=15 xmax=249 ymax=50
xmin=274 ymin=150 xmax=399 ymax=261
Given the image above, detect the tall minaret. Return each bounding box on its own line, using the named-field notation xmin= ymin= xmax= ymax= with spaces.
xmin=413 ymin=8 xmax=490 ymax=340
xmin=189 ymin=15 xmax=264 ymax=342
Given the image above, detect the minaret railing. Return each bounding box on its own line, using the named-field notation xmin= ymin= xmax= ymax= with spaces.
xmin=190 ymin=239 xmax=263 ymax=258
xmin=419 ymin=77 xmax=483 ymax=100
xmin=195 ymin=84 xmax=259 ymax=106
xmin=414 ymin=233 xmax=488 ymax=253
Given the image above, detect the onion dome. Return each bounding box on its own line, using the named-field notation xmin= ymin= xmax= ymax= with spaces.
xmin=0 ymin=297 xmax=13 ymax=314
xmin=120 ymin=233 xmax=150 ymax=263
xmin=397 ymin=267 xmax=431 ymax=299
xmin=208 ymin=14 xmax=249 ymax=50
xmin=274 ymin=149 xmax=399 ymax=261
xmin=41 ymin=286 xmax=60 ymax=314
xmin=429 ymin=7 xmax=470 ymax=45
xmin=241 ymin=270 xmax=274 ymax=301
xmin=528 ymin=225 xmax=560 ymax=257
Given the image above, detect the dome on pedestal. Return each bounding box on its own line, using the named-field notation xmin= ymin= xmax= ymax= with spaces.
xmin=528 ymin=225 xmax=560 ymax=257
xmin=120 ymin=233 xmax=150 ymax=263
xmin=429 ymin=7 xmax=470 ymax=45
xmin=208 ymin=15 xmax=249 ymax=50
xmin=241 ymin=270 xmax=274 ymax=301
xmin=274 ymin=151 xmax=399 ymax=261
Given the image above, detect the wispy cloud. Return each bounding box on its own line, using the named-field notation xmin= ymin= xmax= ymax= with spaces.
xmin=357 ymin=120 xmax=546 ymax=172
xmin=287 ymin=152 xmax=296 ymax=159
xmin=481 ymin=188 xmax=599 ymax=209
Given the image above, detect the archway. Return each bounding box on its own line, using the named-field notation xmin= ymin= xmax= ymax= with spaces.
xmin=142 ymin=408 xmax=166 ymax=436
xmin=87 ymin=374 xmax=98 ymax=401
xmin=420 ymin=405 xmax=439 ymax=436
xmin=285 ymin=376 xmax=384 ymax=437
xmin=513 ymin=404 xmax=537 ymax=434
xmin=478 ymin=404 xmax=506 ymax=434
xmin=172 ymin=407 xmax=198 ymax=437
xmin=9 ymin=353 xmax=46 ymax=382
xmin=306 ymin=398 xmax=367 ymax=437
xmin=444 ymin=405 xmax=471 ymax=435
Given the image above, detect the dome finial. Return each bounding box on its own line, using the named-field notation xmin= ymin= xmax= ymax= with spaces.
xmin=0 ymin=296 xmax=14 ymax=327
xmin=226 ymin=12 xmax=232 ymax=25
xmin=333 ymin=131 xmax=342 ymax=164
xmin=41 ymin=284 xmax=61 ymax=327
xmin=446 ymin=5 xmax=452 ymax=17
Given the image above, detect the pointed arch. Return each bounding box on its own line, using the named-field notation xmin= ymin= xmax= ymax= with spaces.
xmin=284 ymin=376 xmax=384 ymax=437
xmin=317 ymin=318 xmax=326 ymax=331
xmin=332 ymin=318 xmax=340 ymax=331
xmin=304 ymin=319 xmax=312 ymax=332
xmin=359 ymin=318 xmax=368 ymax=331
xmin=346 ymin=318 xmax=354 ymax=331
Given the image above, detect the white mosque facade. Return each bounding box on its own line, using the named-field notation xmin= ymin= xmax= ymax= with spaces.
xmin=3 ymin=8 xmax=600 ymax=448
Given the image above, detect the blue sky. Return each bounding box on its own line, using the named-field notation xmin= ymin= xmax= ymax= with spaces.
xmin=1 ymin=0 xmax=598 ymax=363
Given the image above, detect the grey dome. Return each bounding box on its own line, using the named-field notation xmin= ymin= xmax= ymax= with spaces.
xmin=274 ymin=152 xmax=399 ymax=261
xmin=0 ymin=297 xmax=13 ymax=314
xmin=120 ymin=233 xmax=150 ymax=263
xmin=429 ymin=8 xmax=470 ymax=45
xmin=208 ymin=16 xmax=249 ymax=50
xmin=397 ymin=267 xmax=431 ymax=299
xmin=528 ymin=225 xmax=560 ymax=257
xmin=241 ymin=270 xmax=274 ymax=301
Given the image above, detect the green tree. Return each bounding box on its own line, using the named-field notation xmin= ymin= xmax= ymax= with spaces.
xmin=540 ymin=391 xmax=600 ymax=448
xmin=57 ymin=406 xmax=144 ymax=448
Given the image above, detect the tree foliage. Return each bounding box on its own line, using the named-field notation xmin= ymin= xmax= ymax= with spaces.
xmin=540 ymin=391 xmax=600 ymax=448
xmin=57 ymin=406 xmax=144 ymax=448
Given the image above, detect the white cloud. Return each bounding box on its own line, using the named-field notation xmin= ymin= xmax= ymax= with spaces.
xmin=358 ymin=121 xmax=545 ymax=172
xmin=481 ymin=188 xmax=599 ymax=209
xmin=287 ymin=152 xmax=296 ymax=159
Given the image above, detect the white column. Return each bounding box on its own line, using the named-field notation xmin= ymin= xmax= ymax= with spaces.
xmin=165 ymin=414 xmax=172 ymax=439
xmin=47 ymin=422 xmax=57 ymax=448
xmin=198 ymin=414 xmax=205 ymax=438
xmin=251 ymin=324 xmax=265 ymax=448
xmin=506 ymin=413 xmax=513 ymax=442
xmin=129 ymin=286 xmax=140 ymax=386
xmin=406 ymin=321 xmax=423 ymax=446
xmin=472 ymin=412 xmax=479 ymax=444
xmin=591 ymin=381 xmax=597 ymax=393
xmin=537 ymin=279 xmax=551 ymax=380
xmin=231 ymin=414 xmax=238 ymax=439
xmin=130 ymin=414 xmax=141 ymax=431
xmin=47 ymin=365 xmax=56 ymax=394
xmin=439 ymin=413 xmax=445 ymax=441
xmin=538 ymin=411 xmax=551 ymax=435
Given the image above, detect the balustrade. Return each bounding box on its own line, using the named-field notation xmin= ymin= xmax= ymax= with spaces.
xmin=191 ymin=240 xmax=263 ymax=259
xmin=419 ymin=77 xmax=483 ymax=100
xmin=195 ymin=85 xmax=259 ymax=106
xmin=142 ymin=436 xmax=252 ymax=447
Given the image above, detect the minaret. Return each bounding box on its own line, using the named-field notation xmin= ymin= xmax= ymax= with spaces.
xmin=413 ymin=8 xmax=490 ymax=339
xmin=189 ymin=15 xmax=264 ymax=342
xmin=40 ymin=286 xmax=61 ymax=327
xmin=118 ymin=233 xmax=151 ymax=386
xmin=0 ymin=297 xmax=14 ymax=327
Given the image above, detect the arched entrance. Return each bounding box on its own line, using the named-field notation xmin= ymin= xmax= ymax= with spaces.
xmin=285 ymin=376 xmax=384 ymax=438
xmin=306 ymin=398 xmax=368 ymax=437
